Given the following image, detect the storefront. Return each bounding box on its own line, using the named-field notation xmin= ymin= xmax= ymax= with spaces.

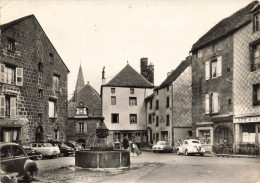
xmin=234 ymin=116 xmax=260 ymax=154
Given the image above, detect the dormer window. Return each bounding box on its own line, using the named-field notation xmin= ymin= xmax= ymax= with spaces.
xmin=76 ymin=102 xmax=88 ymax=115
xmin=253 ymin=12 xmax=260 ymax=32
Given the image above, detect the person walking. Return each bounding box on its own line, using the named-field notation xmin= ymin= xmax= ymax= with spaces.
xmin=122 ymin=136 xmax=129 ymax=149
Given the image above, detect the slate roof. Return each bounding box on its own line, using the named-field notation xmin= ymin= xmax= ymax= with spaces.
xmin=0 ymin=14 xmax=70 ymax=72
xmin=68 ymin=83 xmax=101 ymax=118
xmin=191 ymin=1 xmax=259 ymax=52
xmin=156 ymin=56 xmax=192 ymax=90
xmin=105 ymin=64 xmax=154 ymax=88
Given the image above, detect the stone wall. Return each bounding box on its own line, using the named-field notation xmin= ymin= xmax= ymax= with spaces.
xmin=0 ymin=16 xmax=68 ymax=143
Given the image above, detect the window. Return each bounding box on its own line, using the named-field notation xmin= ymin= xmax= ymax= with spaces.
xmin=1 ymin=146 xmax=12 ymax=158
xmin=5 ymin=66 xmax=15 ymax=84
xmin=76 ymin=102 xmax=88 ymax=115
xmin=205 ymin=56 xmax=222 ymax=80
xmin=253 ymin=84 xmax=260 ymax=106
xmin=1 ymin=128 xmax=20 ymax=143
xmin=130 ymin=114 xmax=137 ymax=124
xmin=212 ymin=43 xmax=216 ymax=53
xmin=79 ymin=123 xmax=84 ymax=133
xmin=149 ymin=100 xmax=153 ymax=109
xmin=156 ymin=100 xmax=159 ymax=110
xmin=111 ymin=96 xmax=116 ymax=105
xmin=52 ymin=75 xmax=60 ymax=92
xmin=198 ymin=50 xmax=202 ymax=58
xmin=136 ymin=132 xmax=141 ymax=137
xmin=129 ymin=97 xmax=137 ymax=106
xmin=253 ymin=12 xmax=260 ymax=32
xmin=166 ymin=115 xmax=170 ymax=126
xmin=111 ymin=113 xmax=119 ymax=123
xmin=148 ymin=115 xmax=152 ymax=124
xmin=38 ymin=89 xmax=43 ymax=99
xmin=143 ymin=132 xmax=147 ymax=137
xmin=48 ymin=100 xmax=57 ymax=118
xmin=0 ymin=95 xmax=16 ymax=118
xmin=205 ymin=93 xmax=219 ymax=114
xmin=38 ymin=114 xmax=42 ymax=124
xmin=167 ymin=86 xmax=169 ymax=92
xmin=38 ymin=62 xmax=43 ymax=72
xmin=49 ymin=53 xmax=54 ymax=64
xmin=156 ymin=116 xmax=159 ymax=127
xmin=111 ymin=88 xmax=115 ymax=94
xmin=54 ymin=130 xmax=60 ymax=140
xmin=156 ymin=90 xmax=159 ymax=95
xmin=198 ymin=129 xmax=211 ymax=144
xmin=0 ymin=64 xmax=23 ymax=86
xmin=130 ymin=88 xmax=134 ymax=94
xmin=188 ymin=131 xmax=192 ymax=137
xmin=166 ymin=97 xmax=170 ymax=108
xmin=7 ymin=38 xmax=15 ymax=52
xmin=251 ymin=43 xmax=260 ymax=71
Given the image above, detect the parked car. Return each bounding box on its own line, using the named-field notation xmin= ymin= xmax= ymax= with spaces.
xmin=22 ymin=146 xmax=43 ymax=160
xmin=152 ymin=141 xmax=173 ymax=153
xmin=64 ymin=141 xmax=83 ymax=151
xmin=176 ymin=139 xmax=205 ymax=156
xmin=0 ymin=142 xmax=38 ymax=182
xmin=48 ymin=140 xmax=75 ymax=156
xmin=29 ymin=142 xmax=60 ymax=158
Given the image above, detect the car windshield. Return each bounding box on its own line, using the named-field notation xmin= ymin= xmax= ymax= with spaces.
xmin=156 ymin=141 xmax=165 ymax=145
xmin=43 ymin=143 xmax=53 ymax=147
xmin=192 ymin=141 xmax=200 ymax=144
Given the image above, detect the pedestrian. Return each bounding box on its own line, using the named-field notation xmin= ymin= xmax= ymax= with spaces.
xmin=122 ymin=136 xmax=129 ymax=149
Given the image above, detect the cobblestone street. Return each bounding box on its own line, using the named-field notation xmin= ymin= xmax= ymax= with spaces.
xmin=32 ymin=152 xmax=260 ymax=183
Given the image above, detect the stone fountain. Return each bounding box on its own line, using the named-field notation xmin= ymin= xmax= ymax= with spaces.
xmin=75 ymin=120 xmax=130 ymax=168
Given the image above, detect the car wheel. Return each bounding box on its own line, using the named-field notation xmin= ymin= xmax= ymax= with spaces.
xmin=36 ymin=153 xmax=43 ymax=160
xmin=185 ymin=149 xmax=189 ymax=156
xmin=200 ymin=153 xmax=204 ymax=156
xmin=24 ymin=169 xmax=34 ymax=182
xmin=153 ymin=150 xmax=156 ymax=153
xmin=177 ymin=149 xmax=180 ymax=155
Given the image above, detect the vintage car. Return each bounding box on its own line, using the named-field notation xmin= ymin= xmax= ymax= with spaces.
xmin=48 ymin=140 xmax=75 ymax=156
xmin=152 ymin=141 xmax=173 ymax=153
xmin=22 ymin=146 xmax=43 ymax=160
xmin=65 ymin=141 xmax=83 ymax=151
xmin=176 ymin=139 xmax=205 ymax=156
xmin=29 ymin=142 xmax=60 ymax=158
xmin=0 ymin=142 xmax=38 ymax=182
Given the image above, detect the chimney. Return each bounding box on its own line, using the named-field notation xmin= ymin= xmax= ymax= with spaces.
xmin=101 ymin=66 xmax=106 ymax=85
xmin=140 ymin=58 xmax=154 ymax=84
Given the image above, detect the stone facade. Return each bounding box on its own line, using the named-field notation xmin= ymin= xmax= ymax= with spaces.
xmin=0 ymin=15 xmax=69 ymax=144
xmin=191 ymin=35 xmax=234 ymax=152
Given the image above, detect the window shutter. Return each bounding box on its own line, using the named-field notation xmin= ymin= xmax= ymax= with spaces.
xmin=217 ymin=56 xmax=222 ymax=77
xmin=76 ymin=123 xmax=79 ymax=133
xmin=10 ymin=97 xmax=17 ymax=118
xmin=84 ymin=123 xmax=87 ymax=133
xmin=0 ymin=64 xmax=5 ymax=83
xmin=16 ymin=68 xmax=23 ymax=86
xmin=205 ymin=94 xmax=210 ymax=114
xmin=213 ymin=93 xmax=219 ymax=113
xmin=205 ymin=61 xmax=210 ymax=80
xmin=0 ymin=95 xmax=5 ymax=117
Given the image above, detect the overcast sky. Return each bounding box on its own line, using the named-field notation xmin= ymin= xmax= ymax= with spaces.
xmin=1 ymin=0 xmax=253 ymax=97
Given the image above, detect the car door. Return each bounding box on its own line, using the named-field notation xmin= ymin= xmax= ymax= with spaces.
xmin=12 ymin=145 xmax=28 ymax=176
xmin=0 ymin=145 xmax=15 ymax=173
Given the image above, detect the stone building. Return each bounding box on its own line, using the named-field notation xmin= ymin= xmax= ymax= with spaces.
xmin=101 ymin=59 xmax=154 ymax=148
xmin=190 ymin=1 xmax=258 ymax=153
xmin=146 ymin=57 xmax=192 ymax=146
xmin=66 ymin=65 xmax=102 ymax=148
xmin=0 ymin=15 xmax=69 ymax=144
xmin=233 ymin=2 xmax=260 ymax=152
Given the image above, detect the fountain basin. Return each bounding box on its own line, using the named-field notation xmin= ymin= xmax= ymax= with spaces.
xmin=75 ymin=150 xmax=130 ymax=168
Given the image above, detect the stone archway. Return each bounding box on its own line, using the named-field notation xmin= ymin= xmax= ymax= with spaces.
xmin=214 ymin=125 xmax=233 ymax=146
xmin=35 ymin=125 xmax=44 ymax=142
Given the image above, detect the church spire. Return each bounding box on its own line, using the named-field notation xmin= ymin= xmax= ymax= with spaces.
xmin=75 ymin=65 xmax=85 ymax=93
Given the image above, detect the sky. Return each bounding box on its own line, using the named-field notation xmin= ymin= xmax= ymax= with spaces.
xmin=0 ymin=0 xmax=254 ymax=97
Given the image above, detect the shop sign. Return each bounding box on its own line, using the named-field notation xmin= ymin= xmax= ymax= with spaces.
xmin=234 ymin=116 xmax=260 ymax=123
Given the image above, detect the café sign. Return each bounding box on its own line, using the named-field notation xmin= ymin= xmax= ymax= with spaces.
xmin=234 ymin=116 xmax=260 ymax=123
